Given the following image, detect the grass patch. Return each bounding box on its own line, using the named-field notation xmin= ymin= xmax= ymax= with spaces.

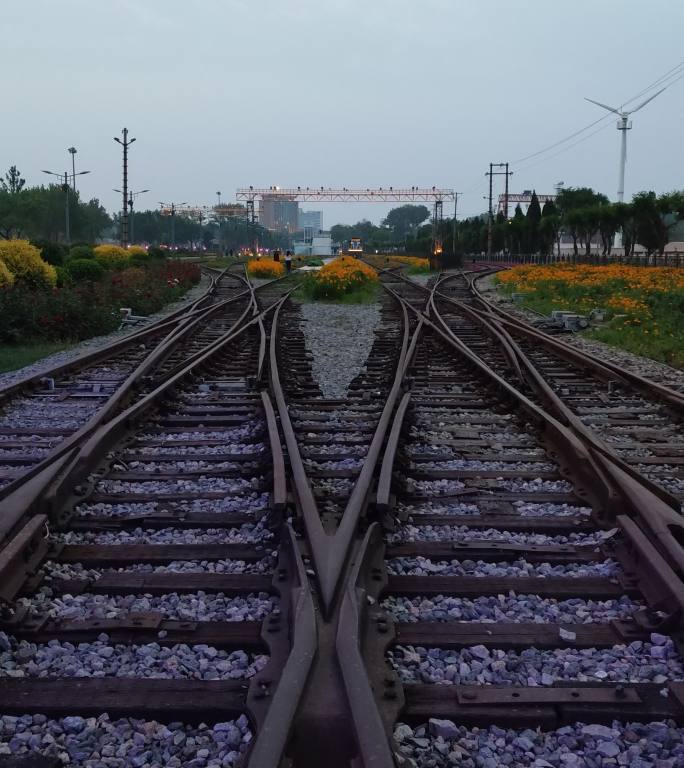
xmin=201 ymin=255 xmax=238 ymax=270
xmin=296 ymin=275 xmax=380 ymax=304
xmin=496 ymin=264 xmax=684 ymax=369
xmin=0 ymin=341 xmax=74 ymax=374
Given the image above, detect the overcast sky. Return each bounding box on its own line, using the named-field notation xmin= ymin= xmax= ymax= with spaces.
xmin=4 ymin=0 xmax=683 ymax=226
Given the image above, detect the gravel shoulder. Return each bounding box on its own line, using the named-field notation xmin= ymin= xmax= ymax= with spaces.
xmin=0 ymin=276 xmax=210 ymax=388
xmin=475 ymin=272 xmax=684 ymax=388
xmin=299 ymin=302 xmax=382 ymax=398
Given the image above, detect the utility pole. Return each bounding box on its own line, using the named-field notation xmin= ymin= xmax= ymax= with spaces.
xmin=485 ymin=163 xmax=512 ymax=258
xmin=503 ymin=162 xmax=511 ymax=219
xmin=452 ymin=192 xmax=460 ymax=260
xmin=68 ymin=147 xmax=77 ymax=192
xmin=114 ymin=128 xmax=136 ymax=248
xmin=197 ymin=210 xmax=206 ymax=252
xmin=486 ymin=164 xmax=494 ymax=258
xmin=216 ymin=192 xmax=222 ymax=255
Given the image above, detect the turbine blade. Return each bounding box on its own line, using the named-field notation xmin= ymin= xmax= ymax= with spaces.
xmin=629 ymin=87 xmax=666 ymax=114
xmin=584 ymin=97 xmax=620 ymax=114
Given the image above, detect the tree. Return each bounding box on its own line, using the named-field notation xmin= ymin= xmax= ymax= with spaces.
xmin=525 ymin=191 xmax=542 ymax=252
xmin=381 ymin=205 xmax=430 ymax=238
xmin=538 ymin=215 xmax=561 ymax=259
xmin=556 ymin=189 xmax=609 ymax=259
xmin=540 ymin=199 xmax=560 ymax=258
xmin=509 ymin=205 xmax=526 ymax=256
xmin=597 ymin=205 xmax=619 ymax=257
xmin=555 ymin=187 xmax=609 ymax=215
xmin=0 ymin=166 xmax=26 ymax=194
xmin=632 ymin=191 xmax=684 ymax=257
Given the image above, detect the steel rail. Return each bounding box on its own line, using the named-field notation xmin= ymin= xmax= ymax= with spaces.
xmin=0 ymin=282 xmax=259 ymax=501
xmin=335 ymin=523 xmax=398 ymax=768
xmin=345 ymin=284 xmax=684 ymax=760
xmin=425 ymin=276 xmax=684 ymax=575
xmin=268 ymin=294 xmax=410 ymax=616
xmin=468 ymin=270 xmax=684 ymax=411
xmin=0 ymin=266 xmax=241 ymax=401
xmin=0 ymin=297 xmax=315 ymax=764
xmin=427 ymin=287 xmax=682 ymax=510
xmin=246 ymin=527 xmax=317 ymax=768
xmin=376 ymin=267 xmax=684 ymax=516
xmin=0 ymin=297 xmax=288 ymax=550
xmin=384 ymin=272 xmax=684 ymax=609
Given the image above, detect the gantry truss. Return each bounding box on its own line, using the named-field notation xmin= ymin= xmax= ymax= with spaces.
xmin=159 ymin=204 xmax=248 ymax=219
xmin=236 ymin=187 xmax=456 ymax=203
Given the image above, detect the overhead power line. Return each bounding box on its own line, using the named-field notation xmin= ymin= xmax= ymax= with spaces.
xmin=512 ymin=59 xmax=684 ymax=166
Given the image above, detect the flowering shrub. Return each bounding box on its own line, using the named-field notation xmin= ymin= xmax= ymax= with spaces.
xmin=93 ymin=244 xmax=130 ymax=269
xmin=303 ymin=256 xmax=378 ymax=299
xmin=65 ymin=258 xmax=105 ymax=282
xmin=247 ymin=259 xmax=285 ymax=278
xmin=0 ymin=239 xmax=57 ymax=286
xmin=0 ymin=259 xmax=14 ymax=287
xmin=0 ymin=260 xmax=200 ymax=344
xmin=496 ymin=264 xmax=684 ymax=367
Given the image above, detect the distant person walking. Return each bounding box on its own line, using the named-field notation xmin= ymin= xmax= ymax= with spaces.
xmin=285 ymin=250 xmax=292 ymax=272
xmin=273 ymin=249 xmax=280 ymax=262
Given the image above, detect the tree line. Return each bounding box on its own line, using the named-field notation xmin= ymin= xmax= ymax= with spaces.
xmin=0 ymin=166 xmax=110 ymax=243
xmin=0 ymin=166 xmax=288 ymax=251
xmin=452 ymin=188 xmax=684 ymax=259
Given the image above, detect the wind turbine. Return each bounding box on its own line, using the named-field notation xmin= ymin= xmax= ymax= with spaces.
xmin=584 ymin=88 xmax=665 ymax=203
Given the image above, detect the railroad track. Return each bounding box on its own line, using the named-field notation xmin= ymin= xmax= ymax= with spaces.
xmin=2 ymin=264 xmax=684 ymax=767
xmin=0 ymin=268 xmax=288 ymax=498
xmin=435 ymin=272 xmax=684 ymax=506
xmin=0 ymin=290 xmax=307 ymax=767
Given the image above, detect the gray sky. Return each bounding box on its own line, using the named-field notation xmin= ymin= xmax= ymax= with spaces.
xmin=4 ymin=0 xmax=683 ymax=226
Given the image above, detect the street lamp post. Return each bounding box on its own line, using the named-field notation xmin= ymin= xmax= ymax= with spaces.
xmin=67 ymin=147 xmax=78 ymax=192
xmin=42 ymin=168 xmax=91 ymax=245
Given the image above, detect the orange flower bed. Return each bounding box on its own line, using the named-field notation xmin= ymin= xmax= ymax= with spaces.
xmin=309 ymin=256 xmax=378 ymax=298
xmin=247 ymin=259 xmax=285 ymax=278
xmin=495 ymin=264 xmax=684 ymax=367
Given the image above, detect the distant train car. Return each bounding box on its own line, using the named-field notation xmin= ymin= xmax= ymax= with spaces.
xmin=348 ymin=237 xmax=363 ymax=256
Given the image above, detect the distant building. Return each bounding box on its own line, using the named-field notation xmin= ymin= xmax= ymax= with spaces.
xmin=298 ymin=210 xmax=322 ymax=231
xmin=293 ymin=227 xmax=334 ymax=257
xmin=259 ymin=195 xmax=299 ymax=233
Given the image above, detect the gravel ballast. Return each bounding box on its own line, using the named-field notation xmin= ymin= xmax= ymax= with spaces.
xmin=0 ymin=713 xmax=253 ymax=767
xmin=394 ymin=719 xmax=684 ymax=767
xmin=300 ymin=302 xmax=381 ymax=398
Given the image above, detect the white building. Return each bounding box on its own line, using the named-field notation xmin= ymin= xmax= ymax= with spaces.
xmin=294 ymin=227 xmax=333 ymax=257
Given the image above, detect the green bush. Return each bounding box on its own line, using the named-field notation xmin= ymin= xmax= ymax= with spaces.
xmin=66 ymin=258 xmax=105 ymax=282
xmin=129 ymin=250 xmax=155 ymax=267
xmin=33 ymin=240 xmax=67 ymax=267
xmin=147 ymin=246 xmax=166 ymax=259
xmin=55 ymin=266 xmax=71 ymax=288
xmin=69 ymin=244 xmax=95 ymax=261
